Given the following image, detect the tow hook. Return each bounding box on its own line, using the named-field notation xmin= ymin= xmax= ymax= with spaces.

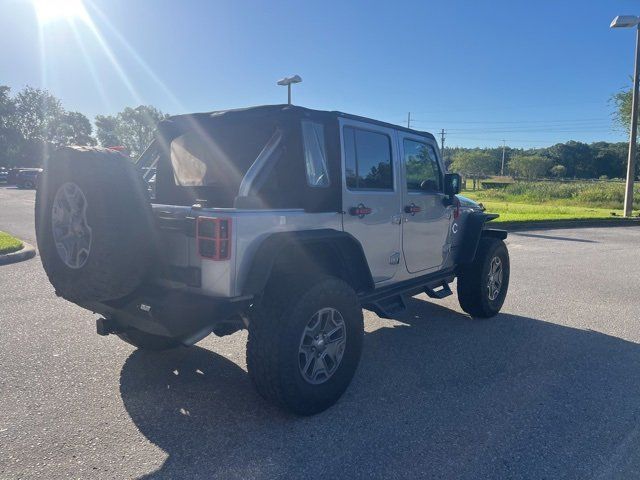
xmin=96 ymin=317 xmax=122 ymax=336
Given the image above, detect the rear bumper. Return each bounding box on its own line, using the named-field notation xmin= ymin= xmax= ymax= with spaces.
xmin=80 ymin=285 xmax=252 ymax=342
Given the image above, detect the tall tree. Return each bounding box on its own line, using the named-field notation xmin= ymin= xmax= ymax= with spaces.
xmin=54 ymin=111 xmax=96 ymax=147
xmin=612 ymin=86 xmax=634 ymax=135
xmin=543 ymin=141 xmax=593 ymax=178
xmin=0 ymin=86 xmax=21 ymax=168
xmin=450 ymin=151 xmax=500 ymax=176
xmin=508 ymin=155 xmax=551 ymax=179
xmin=13 ymin=86 xmax=64 ymax=143
xmin=95 ymin=114 xmax=121 ymax=147
xmin=96 ymin=105 xmax=167 ymax=157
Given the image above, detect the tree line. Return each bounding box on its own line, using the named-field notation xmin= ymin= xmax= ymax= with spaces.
xmin=0 ymin=85 xmax=166 ymax=168
xmin=447 ymin=141 xmax=635 ymax=180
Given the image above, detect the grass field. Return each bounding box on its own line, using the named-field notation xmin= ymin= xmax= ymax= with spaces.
xmin=463 ymin=180 xmax=640 ymax=222
xmin=0 ymin=231 xmax=24 ymax=255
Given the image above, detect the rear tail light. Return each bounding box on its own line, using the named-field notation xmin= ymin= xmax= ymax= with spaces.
xmin=197 ymin=217 xmax=232 ymax=260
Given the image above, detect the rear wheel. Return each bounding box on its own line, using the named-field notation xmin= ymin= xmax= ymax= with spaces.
xmin=247 ymin=275 xmax=364 ymax=415
xmin=457 ymin=237 xmax=510 ymax=318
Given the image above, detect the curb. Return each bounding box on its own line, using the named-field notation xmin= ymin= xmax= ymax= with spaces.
xmin=0 ymin=242 xmax=36 ymax=266
xmin=496 ymin=218 xmax=640 ymax=232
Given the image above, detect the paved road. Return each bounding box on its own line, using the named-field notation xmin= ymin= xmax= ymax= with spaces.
xmin=2 ymin=185 xmax=640 ymax=479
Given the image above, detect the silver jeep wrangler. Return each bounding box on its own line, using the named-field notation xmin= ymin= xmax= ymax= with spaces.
xmin=35 ymin=105 xmax=509 ymax=415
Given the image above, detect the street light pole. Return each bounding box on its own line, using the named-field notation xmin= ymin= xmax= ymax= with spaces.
xmin=624 ymin=24 xmax=640 ymax=217
xmin=277 ymin=75 xmax=302 ymax=106
xmin=611 ymin=15 xmax=640 ymax=217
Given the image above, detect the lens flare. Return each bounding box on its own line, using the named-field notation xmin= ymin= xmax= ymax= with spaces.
xmin=32 ymin=0 xmax=89 ymax=24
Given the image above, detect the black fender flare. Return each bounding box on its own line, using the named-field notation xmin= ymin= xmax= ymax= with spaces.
xmin=241 ymin=229 xmax=374 ymax=296
xmin=456 ymin=212 xmax=507 ymax=265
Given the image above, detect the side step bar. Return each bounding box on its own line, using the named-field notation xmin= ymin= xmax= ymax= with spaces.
xmin=360 ymin=269 xmax=455 ymax=319
xmin=368 ymin=295 xmax=407 ymax=319
xmin=425 ymin=281 xmax=453 ymax=299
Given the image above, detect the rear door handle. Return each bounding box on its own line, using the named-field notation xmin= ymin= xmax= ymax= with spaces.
xmin=349 ymin=204 xmax=372 ymax=218
xmin=404 ymin=204 xmax=421 ymax=215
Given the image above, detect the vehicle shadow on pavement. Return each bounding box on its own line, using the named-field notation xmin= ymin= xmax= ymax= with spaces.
xmin=119 ymin=298 xmax=640 ymax=480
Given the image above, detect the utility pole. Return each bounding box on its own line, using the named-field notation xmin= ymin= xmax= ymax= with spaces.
xmin=439 ymin=129 xmax=446 ymax=157
xmin=407 ymin=112 xmax=411 ymax=129
xmin=501 ymin=140 xmax=506 ymax=176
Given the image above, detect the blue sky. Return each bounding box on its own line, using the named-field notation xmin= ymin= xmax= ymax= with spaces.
xmin=1 ymin=0 xmax=639 ymax=148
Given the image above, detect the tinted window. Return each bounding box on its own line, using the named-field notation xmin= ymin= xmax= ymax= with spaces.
xmin=301 ymin=121 xmax=330 ymax=187
xmin=404 ymin=139 xmax=442 ymax=192
xmin=343 ymin=127 xmax=393 ymax=190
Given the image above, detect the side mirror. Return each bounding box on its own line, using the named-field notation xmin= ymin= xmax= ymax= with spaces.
xmin=444 ymin=173 xmax=461 ymax=197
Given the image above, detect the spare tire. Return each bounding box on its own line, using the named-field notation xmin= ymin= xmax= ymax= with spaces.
xmin=36 ymin=146 xmax=157 ymax=303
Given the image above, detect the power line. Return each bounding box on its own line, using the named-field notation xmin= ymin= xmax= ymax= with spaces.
xmin=423 ymin=127 xmax=614 ymax=134
xmin=408 ymin=117 xmax=611 ymax=125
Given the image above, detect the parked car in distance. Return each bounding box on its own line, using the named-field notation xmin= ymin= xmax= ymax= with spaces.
xmin=15 ymin=168 xmax=43 ymax=189
xmin=0 ymin=168 xmax=7 ymax=183
xmin=7 ymin=167 xmax=42 ymax=185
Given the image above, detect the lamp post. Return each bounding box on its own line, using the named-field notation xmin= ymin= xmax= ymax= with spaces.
xmin=277 ymin=75 xmax=302 ymax=105
xmin=611 ymin=15 xmax=640 ymax=217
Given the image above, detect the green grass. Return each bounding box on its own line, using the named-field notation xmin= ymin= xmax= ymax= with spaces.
xmin=0 ymin=231 xmax=24 ymax=255
xmin=470 ymin=201 xmax=637 ymax=223
xmin=462 ymin=180 xmax=640 ymax=222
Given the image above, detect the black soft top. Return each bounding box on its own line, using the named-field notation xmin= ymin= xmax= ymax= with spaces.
xmin=161 ymin=104 xmax=436 ymax=141
xmin=153 ymin=105 xmax=435 ymax=211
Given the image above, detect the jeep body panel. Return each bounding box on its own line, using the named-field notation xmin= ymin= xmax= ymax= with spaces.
xmin=241 ymin=228 xmax=374 ymax=297
xmin=397 ymin=131 xmax=453 ymax=274
xmin=339 ymin=117 xmax=403 ymax=283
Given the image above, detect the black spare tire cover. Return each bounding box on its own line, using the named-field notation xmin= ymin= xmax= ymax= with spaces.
xmin=35 ymin=146 xmax=157 ymax=303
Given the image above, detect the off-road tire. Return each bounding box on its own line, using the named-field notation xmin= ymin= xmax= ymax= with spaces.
xmin=35 ymin=146 xmax=157 ymax=303
xmin=247 ymin=275 xmax=364 ymax=416
xmin=457 ymin=237 xmax=510 ymax=318
xmin=117 ymin=330 xmax=181 ymax=351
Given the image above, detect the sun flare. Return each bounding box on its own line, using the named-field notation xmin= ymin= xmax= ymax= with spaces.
xmin=32 ymin=0 xmax=89 ymax=24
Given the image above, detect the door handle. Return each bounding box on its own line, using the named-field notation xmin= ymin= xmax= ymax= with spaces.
xmin=404 ymin=203 xmax=421 ymax=215
xmin=349 ymin=204 xmax=372 ymax=218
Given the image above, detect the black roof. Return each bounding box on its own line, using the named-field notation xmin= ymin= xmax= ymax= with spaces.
xmin=165 ymin=104 xmax=436 ymax=141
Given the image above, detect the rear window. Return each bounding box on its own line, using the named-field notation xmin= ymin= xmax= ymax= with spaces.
xmin=168 ymin=123 xmax=279 ymax=189
xmin=171 ymin=132 xmax=222 ymax=186
xmin=301 ymin=121 xmax=330 ymax=187
xmin=343 ymin=126 xmax=393 ymax=190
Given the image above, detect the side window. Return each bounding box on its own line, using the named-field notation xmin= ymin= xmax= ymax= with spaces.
xmin=404 ymin=139 xmax=442 ymax=192
xmin=343 ymin=126 xmax=393 ymax=190
xmin=301 ymin=121 xmax=330 ymax=187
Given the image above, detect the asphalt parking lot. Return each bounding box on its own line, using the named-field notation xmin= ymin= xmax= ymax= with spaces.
xmin=2 ymin=184 xmax=640 ymax=479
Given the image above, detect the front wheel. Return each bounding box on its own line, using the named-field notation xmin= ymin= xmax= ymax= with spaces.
xmin=457 ymin=237 xmax=510 ymax=318
xmin=247 ymin=275 xmax=364 ymax=415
